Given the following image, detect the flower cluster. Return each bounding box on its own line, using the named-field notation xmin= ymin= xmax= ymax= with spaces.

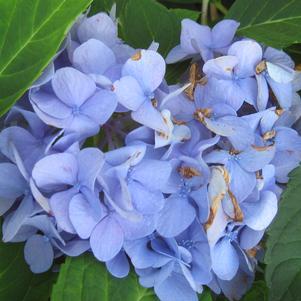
xmin=1 ymin=7 xmax=301 ymax=301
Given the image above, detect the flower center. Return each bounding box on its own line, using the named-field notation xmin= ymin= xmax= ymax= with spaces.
xmin=72 ymin=106 xmax=81 ymax=115
xmin=227 ymin=230 xmax=238 ymax=242
xmin=178 ymin=179 xmax=191 ymax=197
xmin=179 ymin=239 xmax=194 ymax=250
xmin=178 ymin=166 xmax=201 ymax=179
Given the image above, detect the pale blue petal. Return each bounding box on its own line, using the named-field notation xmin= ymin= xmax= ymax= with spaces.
xmin=2 ymin=195 xmax=34 ymax=242
xmin=113 ymin=76 xmax=146 ymax=110
xmin=238 ymin=144 xmax=275 ymax=172
xmin=166 ymin=45 xmax=190 ymax=64
xmin=266 ymin=61 xmax=295 ymax=84
xmin=203 ymin=56 xmax=238 ymax=80
xmin=77 ymin=148 xmax=104 ymax=190
xmin=0 ymin=163 xmax=26 ymax=214
xmin=228 ymin=160 xmax=256 ymax=202
xmin=267 ymin=78 xmax=293 ymax=109
xmin=218 ymin=268 xmax=254 ymax=301
xmin=69 ymin=193 xmax=102 ymax=239
xmin=32 ymin=153 xmax=78 ymax=190
xmin=24 ymin=234 xmax=54 ymax=273
xmin=77 ymin=13 xmax=118 ymax=46
xmin=256 ymin=74 xmax=269 ymax=111
xmin=53 ymin=239 xmax=90 ymax=256
xmin=239 ymin=227 xmax=264 ymax=250
xmin=73 ymin=39 xmax=116 ymax=74
xmin=122 ymin=50 xmax=165 ymax=94
xmin=157 ymin=195 xmax=195 ymax=237
xmin=212 ymin=237 xmax=239 ymax=280
xmin=49 ymin=189 xmax=77 ymax=234
xmin=106 ymin=251 xmax=130 ymax=278
xmin=212 ymin=20 xmax=239 ymax=49
xmin=131 ymin=101 xmax=168 ymax=133
xmin=129 ymin=181 xmax=165 ymax=214
xmin=131 ymin=159 xmax=172 ymax=191
xmin=155 ymin=272 xmax=198 ymax=301
xmin=116 ymin=213 xmax=155 ymax=240
xmin=228 ymin=40 xmax=262 ymax=78
xmin=90 ymin=216 xmax=124 ymax=261
xmin=52 ymin=67 xmax=96 ymax=107
xmin=80 ymin=89 xmax=117 ymax=125
xmin=124 ymin=238 xmax=158 ymax=269
xmin=180 ymin=19 xmax=211 ymax=54
xmin=242 ymin=190 xmax=278 ymax=231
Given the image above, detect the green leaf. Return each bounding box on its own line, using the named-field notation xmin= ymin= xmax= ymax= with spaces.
xmin=226 ymin=0 xmax=301 ymax=49
xmin=241 ymin=281 xmax=269 ymax=301
xmin=0 ymin=240 xmax=56 ymax=301
xmin=265 ymin=166 xmax=301 ymax=301
xmin=285 ymin=44 xmax=301 ymax=64
xmin=51 ymin=253 xmax=159 ymax=301
xmin=89 ymin=0 xmax=128 ymax=16
xmin=166 ymin=60 xmax=190 ymax=84
xmin=171 ymin=8 xmax=200 ymax=21
xmin=0 ymin=0 xmax=92 ymax=116
xmin=162 ymin=0 xmax=201 ymax=3
xmin=198 ymin=288 xmax=212 ymax=301
xmin=119 ymin=0 xmax=180 ymax=57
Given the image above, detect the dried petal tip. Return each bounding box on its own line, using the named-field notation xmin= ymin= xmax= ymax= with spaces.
xmin=255 ymin=60 xmax=267 ymax=74
xmin=275 ymin=108 xmax=284 ymax=116
xmin=131 ymin=51 xmax=142 ymax=61
xmin=228 ymin=189 xmax=244 ymax=222
xmin=251 ymin=144 xmax=274 ymax=151
xmin=247 ymin=247 xmax=258 ymax=258
xmin=295 ymin=64 xmax=301 ymax=71
xmin=178 ymin=166 xmax=201 ymax=178
xmin=185 ymin=63 xmax=203 ymax=100
xmin=173 ymin=117 xmax=186 ymax=125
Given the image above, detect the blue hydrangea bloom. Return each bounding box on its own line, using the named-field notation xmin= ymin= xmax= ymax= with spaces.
xmin=30 ymin=67 xmax=117 ymax=138
xmin=166 ymin=19 xmax=239 ymax=63
xmin=0 ymin=11 xmax=301 ymax=301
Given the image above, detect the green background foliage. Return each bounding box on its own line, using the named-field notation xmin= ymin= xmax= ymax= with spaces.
xmin=0 ymin=229 xmax=56 ymax=300
xmin=0 ymin=0 xmax=301 ymax=300
xmin=265 ymin=167 xmax=301 ymax=301
xmin=0 ymin=0 xmax=93 ymax=116
xmin=51 ymin=254 xmax=159 ymax=301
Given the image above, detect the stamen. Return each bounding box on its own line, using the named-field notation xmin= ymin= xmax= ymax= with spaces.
xmin=194 ymin=108 xmax=212 ymax=123
xmin=275 ymin=108 xmax=284 ymax=116
xmin=229 ymin=149 xmax=240 ymax=155
xmin=151 ymin=99 xmax=158 ymax=107
xmin=256 ymin=170 xmax=263 ymax=179
xmin=262 ymin=130 xmax=276 ymax=140
xmin=157 ymin=131 xmax=169 ymax=139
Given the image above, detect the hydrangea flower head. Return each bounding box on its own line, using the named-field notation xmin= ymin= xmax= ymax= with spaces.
xmin=0 ymin=11 xmax=301 ymax=301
